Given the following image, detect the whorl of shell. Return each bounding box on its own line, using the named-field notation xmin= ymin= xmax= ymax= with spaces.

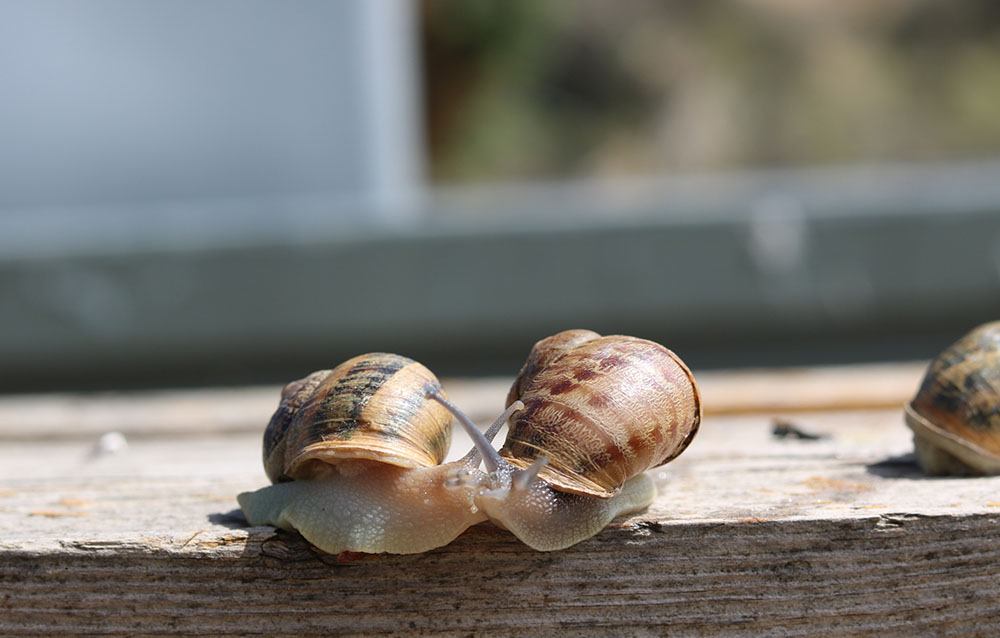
xmin=262 ymin=353 xmax=452 ymax=483
xmin=505 ymin=329 xmax=602 ymax=407
xmin=907 ymin=321 xmax=1000 ymax=472
xmin=502 ymin=331 xmax=702 ymax=497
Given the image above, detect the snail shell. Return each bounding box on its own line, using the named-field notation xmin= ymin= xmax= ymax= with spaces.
xmin=904 ymin=321 xmax=1000 ymax=475
xmin=435 ymin=329 xmax=701 ymax=551
xmin=262 ymin=353 xmax=451 ymax=483
xmin=239 ymin=353 xmax=497 ymax=555
xmin=502 ymin=331 xmax=702 ymax=497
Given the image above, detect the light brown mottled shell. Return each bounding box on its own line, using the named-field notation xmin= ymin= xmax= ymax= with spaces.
xmin=262 ymin=353 xmax=452 ymax=483
xmin=904 ymin=321 xmax=1000 ymax=475
xmin=502 ymin=331 xmax=702 ymax=497
xmin=505 ymin=329 xmax=601 ymax=407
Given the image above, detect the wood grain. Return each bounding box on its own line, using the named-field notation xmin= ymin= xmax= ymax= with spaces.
xmin=2 ymin=366 xmax=999 ymax=636
xmin=0 ymin=361 xmax=928 ymax=440
xmin=694 ymin=361 xmax=927 ymax=414
xmin=4 ymin=515 xmax=998 ymax=637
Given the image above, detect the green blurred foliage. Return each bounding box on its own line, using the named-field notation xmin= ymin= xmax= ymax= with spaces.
xmin=420 ymin=0 xmax=1000 ymax=183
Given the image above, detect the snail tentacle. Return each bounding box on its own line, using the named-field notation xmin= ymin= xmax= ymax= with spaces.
xmin=428 ymin=389 xmax=521 ymax=472
xmin=512 ymin=455 xmax=548 ymax=492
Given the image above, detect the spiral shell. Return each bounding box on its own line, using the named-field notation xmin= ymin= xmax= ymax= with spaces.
xmin=262 ymin=353 xmax=452 ymax=483
xmin=905 ymin=321 xmax=1000 ymax=475
xmin=501 ymin=332 xmax=702 ymax=497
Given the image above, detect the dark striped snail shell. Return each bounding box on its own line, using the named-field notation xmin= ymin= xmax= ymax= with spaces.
xmin=262 ymin=353 xmax=451 ymax=483
xmin=239 ymin=353 xmax=512 ymax=555
xmin=904 ymin=321 xmax=1000 ymax=475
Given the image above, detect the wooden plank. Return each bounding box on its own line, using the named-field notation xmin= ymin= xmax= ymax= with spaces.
xmin=0 ymin=361 xmax=928 ymax=440
xmin=694 ymin=361 xmax=926 ymax=414
xmin=2 ymin=368 xmax=999 ymax=636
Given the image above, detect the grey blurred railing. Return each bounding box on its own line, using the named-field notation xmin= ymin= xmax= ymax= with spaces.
xmin=4 ymin=159 xmax=1000 ymax=392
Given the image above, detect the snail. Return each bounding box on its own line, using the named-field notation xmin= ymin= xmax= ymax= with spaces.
xmin=904 ymin=321 xmax=1000 ymax=475
xmin=237 ymin=352 xmax=523 ymax=554
xmin=430 ymin=329 xmax=702 ymax=551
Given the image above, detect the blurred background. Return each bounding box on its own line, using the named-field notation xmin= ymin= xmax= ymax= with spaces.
xmin=3 ymin=0 xmax=1000 ymax=393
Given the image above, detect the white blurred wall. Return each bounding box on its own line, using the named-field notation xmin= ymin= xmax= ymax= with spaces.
xmin=0 ymin=0 xmax=424 ymax=225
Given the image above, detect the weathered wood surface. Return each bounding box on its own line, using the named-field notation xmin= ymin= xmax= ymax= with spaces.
xmin=0 ymin=361 xmax=929 ymax=440
xmin=2 ymin=363 xmax=999 ymax=636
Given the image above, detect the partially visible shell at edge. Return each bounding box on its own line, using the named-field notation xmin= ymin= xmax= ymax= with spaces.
xmin=904 ymin=321 xmax=1000 ymax=475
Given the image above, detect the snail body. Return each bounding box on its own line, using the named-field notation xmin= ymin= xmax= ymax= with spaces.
xmin=434 ymin=330 xmax=701 ymax=551
xmin=238 ymin=461 xmax=483 ymax=555
xmin=238 ymin=353 xmax=518 ymax=555
xmin=904 ymin=321 xmax=1000 ymax=475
